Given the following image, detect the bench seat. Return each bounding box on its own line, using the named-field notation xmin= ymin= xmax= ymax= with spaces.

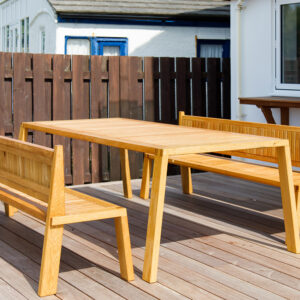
xmin=168 ymin=154 xmax=300 ymax=188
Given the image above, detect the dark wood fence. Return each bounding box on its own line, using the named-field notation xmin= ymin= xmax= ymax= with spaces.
xmin=0 ymin=52 xmax=230 ymax=185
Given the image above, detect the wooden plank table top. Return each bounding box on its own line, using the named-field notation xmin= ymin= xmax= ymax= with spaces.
xmin=239 ymin=96 xmax=300 ymax=125
xmin=20 ymin=118 xmax=299 ymax=283
xmin=22 ymin=118 xmax=288 ymax=155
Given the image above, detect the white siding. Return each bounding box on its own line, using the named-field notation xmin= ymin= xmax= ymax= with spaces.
xmin=56 ymin=23 xmax=229 ymax=57
xmin=231 ymin=0 xmax=300 ymax=126
xmin=0 ymin=0 xmax=56 ymax=53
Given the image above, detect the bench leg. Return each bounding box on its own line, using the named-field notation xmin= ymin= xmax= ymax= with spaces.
xmin=295 ymin=186 xmax=300 ymax=229
xmin=120 ymin=149 xmax=132 ymax=199
xmin=277 ymin=146 xmax=300 ymax=253
xmin=180 ymin=166 xmax=193 ymax=194
xmin=4 ymin=204 xmax=18 ymax=217
xmin=38 ymin=222 xmax=64 ymax=297
xmin=140 ymin=155 xmax=152 ymax=200
xmin=114 ymin=215 xmax=134 ymax=281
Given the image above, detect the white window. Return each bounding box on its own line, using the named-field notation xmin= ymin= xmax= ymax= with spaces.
xmin=20 ymin=17 xmax=29 ymax=53
xmin=276 ymin=0 xmax=300 ymax=90
xmin=66 ymin=38 xmax=91 ymax=55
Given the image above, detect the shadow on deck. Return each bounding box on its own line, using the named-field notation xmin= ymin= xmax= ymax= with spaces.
xmin=0 ymin=172 xmax=299 ymax=299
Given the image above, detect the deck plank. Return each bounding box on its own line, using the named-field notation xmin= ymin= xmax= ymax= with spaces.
xmin=0 ymin=278 xmax=27 ymax=300
xmin=0 ymin=173 xmax=300 ymax=299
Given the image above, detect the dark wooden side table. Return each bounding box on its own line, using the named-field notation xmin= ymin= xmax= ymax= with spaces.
xmin=239 ymin=96 xmax=300 ymax=125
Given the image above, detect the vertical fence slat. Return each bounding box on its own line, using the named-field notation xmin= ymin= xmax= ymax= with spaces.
xmin=109 ymin=56 xmax=121 ymax=181
xmin=53 ymin=54 xmax=72 ymax=184
xmin=91 ymin=55 xmax=108 ymax=182
xmin=160 ymin=57 xmax=175 ymax=124
xmin=0 ymin=52 xmax=13 ymax=136
xmin=207 ymin=58 xmax=221 ymax=118
xmin=72 ymin=55 xmax=90 ymax=185
xmin=192 ymin=58 xmax=206 ymax=116
xmin=222 ymin=58 xmax=231 ymax=119
xmin=176 ymin=57 xmax=191 ymax=117
xmin=144 ymin=57 xmax=157 ymax=121
xmin=120 ymin=56 xmax=143 ymax=178
xmin=32 ymin=54 xmax=52 ymax=147
xmin=13 ymin=53 xmax=33 ymax=139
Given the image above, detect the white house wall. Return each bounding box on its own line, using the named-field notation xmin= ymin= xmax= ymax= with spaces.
xmin=231 ymin=0 xmax=300 ymax=126
xmin=0 ymin=0 xmax=56 ymax=53
xmin=56 ymin=23 xmax=230 ymax=57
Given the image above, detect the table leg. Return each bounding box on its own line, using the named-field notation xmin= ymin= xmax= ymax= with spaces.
xmin=140 ymin=154 xmax=152 ymax=200
xmin=120 ymin=149 xmax=132 ymax=199
xmin=142 ymin=150 xmax=168 ymax=283
xmin=276 ymin=145 xmax=300 ymax=253
xmin=259 ymin=106 xmax=276 ymax=124
xmin=280 ymin=108 xmax=289 ymax=125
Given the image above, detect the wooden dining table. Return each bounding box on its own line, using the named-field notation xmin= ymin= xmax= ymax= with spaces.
xmin=19 ymin=118 xmax=300 ymax=283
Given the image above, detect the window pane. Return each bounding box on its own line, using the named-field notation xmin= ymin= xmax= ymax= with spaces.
xmin=10 ymin=29 xmax=13 ymax=52
xmin=281 ymin=3 xmax=300 ymax=84
xmin=21 ymin=19 xmax=24 ymax=52
xmin=15 ymin=28 xmax=18 ymax=52
xmin=6 ymin=25 xmax=9 ymax=52
xmin=2 ymin=27 xmax=5 ymax=51
xmin=67 ymin=38 xmax=90 ymax=55
xmin=200 ymin=44 xmax=223 ymax=58
xmin=41 ymin=31 xmax=46 ymax=53
xmin=26 ymin=17 xmax=29 ymax=52
xmin=103 ymin=46 xmax=120 ymax=56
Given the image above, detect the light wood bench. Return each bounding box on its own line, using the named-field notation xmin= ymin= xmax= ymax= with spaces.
xmin=0 ymin=133 xmax=134 ymax=297
xmin=140 ymin=111 xmax=300 ymax=223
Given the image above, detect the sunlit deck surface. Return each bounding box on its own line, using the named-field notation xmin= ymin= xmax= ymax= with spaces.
xmin=1 ymin=173 xmax=300 ymax=299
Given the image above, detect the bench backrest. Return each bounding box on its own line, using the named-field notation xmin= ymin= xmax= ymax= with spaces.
xmin=0 ymin=136 xmax=65 ymax=215
xmin=179 ymin=112 xmax=300 ymax=167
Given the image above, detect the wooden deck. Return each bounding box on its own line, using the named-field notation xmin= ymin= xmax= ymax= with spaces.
xmin=0 ymin=172 xmax=300 ymax=299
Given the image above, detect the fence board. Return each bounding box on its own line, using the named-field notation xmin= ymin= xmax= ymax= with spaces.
xmin=160 ymin=57 xmax=176 ymax=124
xmin=109 ymin=56 xmax=121 ymax=181
xmin=32 ymin=54 xmax=52 ymax=147
xmin=192 ymin=58 xmax=206 ymax=116
xmin=144 ymin=57 xmax=156 ymax=121
xmin=176 ymin=57 xmax=191 ymax=117
xmin=72 ymin=55 xmax=91 ymax=185
xmin=91 ymin=55 xmax=108 ymax=182
xmin=53 ymin=54 xmax=72 ymax=184
xmin=222 ymin=58 xmax=231 ymax=119
xmin=207 ymin=58 xmax=221 ymax=118
xmin=13 ymin=53 xmax=32 ymax=139
xmin=0 ymin=53 xmax=12 ymax=136
xmin=120 ymin=56 xmax=143 ymax=178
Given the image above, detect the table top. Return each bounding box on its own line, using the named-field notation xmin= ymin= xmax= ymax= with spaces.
xmin=22 ymin=118 xmax=288 ymax=155
xmin=239 ymin=96 xmax=300 ymax=107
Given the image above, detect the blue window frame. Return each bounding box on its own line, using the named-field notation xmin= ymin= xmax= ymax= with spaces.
xmin=197 ymin=39 xmax=230 ymax=58
xmin=65 ymin=36 xmax=128 ymax=56
xmin=93 ymin=37 xmax=128 ymax=56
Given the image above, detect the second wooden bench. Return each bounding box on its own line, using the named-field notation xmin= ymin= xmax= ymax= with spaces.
xmin=140 ymin=112 xmax=300 ymax=223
